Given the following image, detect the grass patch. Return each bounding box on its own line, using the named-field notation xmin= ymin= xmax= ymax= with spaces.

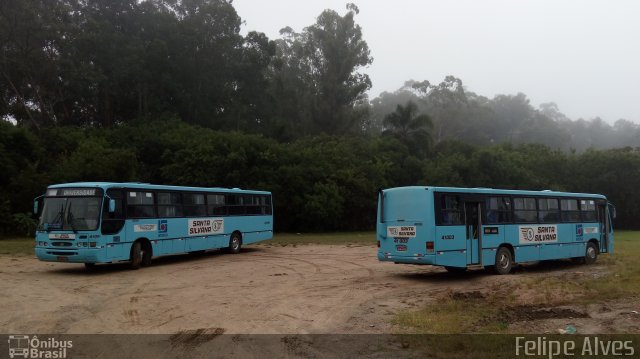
xmin=395 ymin=230 xmax=640 ymax=333
xmin=394 ymin=294 xmax=507 ymax=334
xmin=0 ymin=237 xmax=34 ymax=256
xmin=268 ymin=232 xmax=375 ymax=245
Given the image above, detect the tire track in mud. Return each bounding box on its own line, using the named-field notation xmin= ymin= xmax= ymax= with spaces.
xmin=246 ymin=253 xmax=325 ymax=274
xmin=247 ymin=258 xmax=307 ymax=280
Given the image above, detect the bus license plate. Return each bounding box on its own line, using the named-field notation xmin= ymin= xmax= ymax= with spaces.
xmin=396 ymin=245 xmax=407 ymax=252
xmin=56 ymin=256 xmax=69 ymax=262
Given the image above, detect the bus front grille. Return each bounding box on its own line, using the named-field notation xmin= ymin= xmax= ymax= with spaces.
xmin=47 ymin=251 xmax=78 ymax=256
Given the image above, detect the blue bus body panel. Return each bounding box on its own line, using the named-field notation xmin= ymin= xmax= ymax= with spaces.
xmin=35 ymin=182 xmax=273 ymax=264
xmin=378 ymin=186 xmax=614 ymax=269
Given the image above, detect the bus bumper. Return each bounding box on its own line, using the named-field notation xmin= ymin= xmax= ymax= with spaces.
xmin=378 ymin=252 xmax=435 ymax=264
xmin=35 ymin=247 xmax=108 ymax=263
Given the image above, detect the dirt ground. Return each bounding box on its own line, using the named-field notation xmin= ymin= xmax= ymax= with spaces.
xmin=1 ymin=244 xmax=638 ymax=334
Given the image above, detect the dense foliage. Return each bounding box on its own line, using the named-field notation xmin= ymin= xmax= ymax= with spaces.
xmin=1 ymin=1 xmax=639 ymax=234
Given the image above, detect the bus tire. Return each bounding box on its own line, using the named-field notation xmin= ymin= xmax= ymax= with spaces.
xmin=228 ymin=233 xmax=242 ymax=254
xmin=585 ymin=242 xmax=598 ymax=265
xmin=141 ymin=240 xmax=153 ymax=266
xmin=444 ymin=266 xmax=467 ymax=273
xmin=130 ymin=241 xmax=143 ymax=269
xmin=493 ymin=247 xmax=513 ymax=275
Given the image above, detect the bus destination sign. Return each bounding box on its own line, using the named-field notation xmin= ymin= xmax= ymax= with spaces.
xmin=47 ymin=188 xmax=101 ymax=197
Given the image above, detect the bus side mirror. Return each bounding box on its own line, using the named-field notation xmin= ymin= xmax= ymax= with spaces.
xmin=109 ymin=199 xmax=116 ymax=213
xmin=33 ymin=195 xmax=43 ymax=217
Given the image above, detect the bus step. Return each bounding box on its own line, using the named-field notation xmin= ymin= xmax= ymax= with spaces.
xmin=466 ymin=265 xmax=484 ymax=270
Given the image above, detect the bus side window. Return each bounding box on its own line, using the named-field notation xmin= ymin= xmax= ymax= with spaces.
xmin=207 ymin=194 xmax=226 ymax=215
xmin=538 ymin=198 xmax=560 ymax=223
xmin=514 ymin=197 xmax=537 ymax=223
xmin=441 ymin=195 xmax=463 ymax=225
xmin=127 ymin=191 xmax=156 ymax=218
xmin=184 ymin=193 xmax=206 ymax=216
xmin=560 ymin=199 xmax=580 ymax=222
xmin=580 ymin=199 xmax=597 ymax=222
xmin=158 ymin=192 xmax=183 ymax=217
xmin=486 ymin=197 xmax=512 ymax=224
xmin=263 ymin=195 xmax=273 ymax=215
xmin=227 ymin=194 xmax=245 ymax=215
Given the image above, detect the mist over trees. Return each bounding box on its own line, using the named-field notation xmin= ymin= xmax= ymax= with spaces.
xmin=1 ymin=0 xmax=639 ymax=234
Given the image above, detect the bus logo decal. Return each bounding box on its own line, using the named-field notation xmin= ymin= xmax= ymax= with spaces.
xmin=519 ymin=225 xmax=557 ymax=244
xmin=188 ymin=218 xmax=224 ymax=236
xmin=387 ymin=226 xmax=416 ymax=238
xmin=159 ymin=220 xmax=168 ymax=233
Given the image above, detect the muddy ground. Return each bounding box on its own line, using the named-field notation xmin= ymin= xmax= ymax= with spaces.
xmin=1 ymin=244 xmax=638 ymax=334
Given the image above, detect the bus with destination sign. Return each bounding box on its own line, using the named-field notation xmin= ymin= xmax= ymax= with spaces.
xmin=33 ymin=182 xmax=273 ymax=269
xmin=377 ymin=186 xmax=615 ymax=274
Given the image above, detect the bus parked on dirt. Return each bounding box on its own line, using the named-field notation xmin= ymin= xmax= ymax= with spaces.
xmin=33 ymin=182 xmax=273 ymax=269
xmin=377 ymin=186 xmax=615 ymax=274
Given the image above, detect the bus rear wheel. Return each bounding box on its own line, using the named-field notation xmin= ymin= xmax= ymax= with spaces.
xmin=585 ymin=242 xmax=598 ymax=265
xmin=493 ymin=247 xmax=513 ymax=275
xmin=228 ymin=233 xmax=242 ymax=254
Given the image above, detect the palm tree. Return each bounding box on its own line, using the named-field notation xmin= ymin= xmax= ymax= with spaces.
xmin=383 ymin=101 xmax=433 ymax=155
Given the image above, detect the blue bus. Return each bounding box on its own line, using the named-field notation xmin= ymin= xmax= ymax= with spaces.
xmin=377 ymin=186 xmax=615 ymax=274
xmin=33 ymin=182 xmax=273 ymax=269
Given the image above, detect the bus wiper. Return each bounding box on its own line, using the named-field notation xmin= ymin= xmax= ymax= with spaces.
xmin=46 ymin=204 xmax=65 ymax=232
xmin=67 ymin=204 xmax=78 ymax=233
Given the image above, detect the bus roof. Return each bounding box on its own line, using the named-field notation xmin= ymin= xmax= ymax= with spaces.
xmin=47 ymin=182 xmax=271 ymax=195
xmin=384 ymin=186 xmax=606 ymax=199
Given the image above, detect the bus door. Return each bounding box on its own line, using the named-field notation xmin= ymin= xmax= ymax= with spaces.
xmin=598 ymin=204 xmax=609 ymax=253
xmin=465 ymin=202 xmax=482 ymax=265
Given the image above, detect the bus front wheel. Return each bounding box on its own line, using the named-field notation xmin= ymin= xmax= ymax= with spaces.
xmin=493 ymin=247 xmax=513 ymax=275
xmin=130 ymin=241 xmax=143 ymax=269
xmin=228 ymin=233 xmax=242 ymax=254
xmin=130 ymin=241 xmax=152 ymax=269
xmin=585 ymin=242 xmax=598 ymax=265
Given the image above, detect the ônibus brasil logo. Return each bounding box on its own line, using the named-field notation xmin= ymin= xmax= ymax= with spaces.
xmin=7 ymin=335 xmax=72 ymax=359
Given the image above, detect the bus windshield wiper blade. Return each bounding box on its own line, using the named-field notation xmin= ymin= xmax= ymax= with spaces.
xmin=67 ymin=203 xmax=78 ymax=233
xmin=47 ymin=204 xmax=65 ymax=232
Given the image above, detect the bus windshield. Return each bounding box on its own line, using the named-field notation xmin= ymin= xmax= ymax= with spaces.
xmin=38 ymin=197 xmax=102 ymax=231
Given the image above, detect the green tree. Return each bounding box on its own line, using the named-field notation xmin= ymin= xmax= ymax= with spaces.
xmin=269 ymin=4 xmax=372 ymax=138
xmin=382 ymin=101 xmax=433 ymax=156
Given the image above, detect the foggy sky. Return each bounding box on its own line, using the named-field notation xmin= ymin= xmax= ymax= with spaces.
xmin=233 ymin=0 xmax=640 ymax=124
